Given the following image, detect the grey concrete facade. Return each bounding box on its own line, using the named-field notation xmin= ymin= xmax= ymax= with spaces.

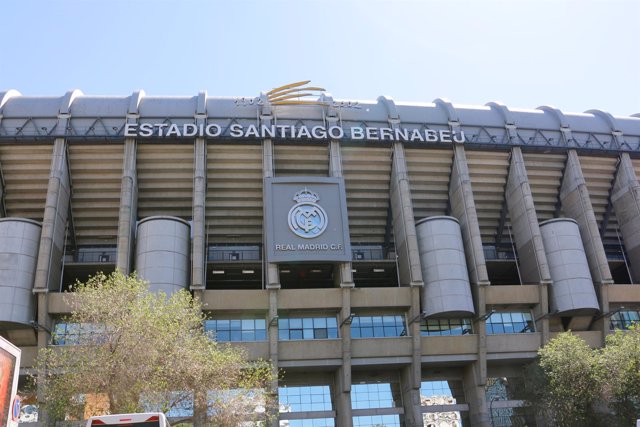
xmin=1 ymin=92 xmax=639 ymax=427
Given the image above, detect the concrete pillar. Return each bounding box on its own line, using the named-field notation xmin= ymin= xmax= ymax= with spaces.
xmin=463 ymin=362 xmax=490 ymax=427
xmin=401 ymin=364 xmax=422 ymax=427
xmin=390 ymin=142 xmax=423 ymax=287
xmin=560 ymin=150 xmax=613 ymax=287
xmin=329 ymin=140 xmax=354 ymax=288
xmin=191 ymin=138 xmax=206 ymax=290
xmin=336 ymin=288 xmax=353 ymax=427
xmin=268 ymin=288 xmax=279 ymax=427
xmin=33 ymin=138 xmax=70 ymax=292
xmin=116 ymin=138 xmax=137 ymax=274
xmin=33 ymin=138 xmax=70 ymax=426
xmin=611 ymin=152 xmax=640 ymax=283
xmin=505 ymin=147 xmax=551 ymax=342
xmin=448 ymin=144 xmax=490 ymax=288
xmin=448 ymin=144 xmax=490 ymax=425
xmin=262 ymin=137 xmax=280 ymax=289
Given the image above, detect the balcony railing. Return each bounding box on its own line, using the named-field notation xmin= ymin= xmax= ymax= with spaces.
xmin=208 ymin=246 xmax=261 ymax=262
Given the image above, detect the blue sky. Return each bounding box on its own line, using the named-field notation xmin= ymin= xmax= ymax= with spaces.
xmin=1 ymin=0 xmax=639 ymax=116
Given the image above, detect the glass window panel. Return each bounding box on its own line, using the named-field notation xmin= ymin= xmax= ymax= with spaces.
xmin=230 ymin=330 xmax=242 ymax=341
xmin=328 ymin=328 xmax=338 ymax=339
xmin=217 ymin=331 xmax=230 ymax=341
xmin=291 ymin=330 xmax=303 ymax=340
xmin=241 ymin=319 xmax=254 ymax=329
xmin=279 ymin=318 xmax=289 ymax=329
xmin=217 ymin=319 xmax=229 ymax=329
xmin=255 ymin=318 xmax=266 ymax=329
xmin=303 ymin=329 xmax=314 ymax=339
xmin=241 ymin=330 xmax=255 ymax=341
xmin=314 ymin=318 xmax=327 ymax=328
xmin=290 ymin=318 xmax=303 ymax=328
xmin=230 ymin=320 xmax=241 ymax=330
xmin=327 ymin=317 xmax=337 ymax=328
xmin=303 ymin=318 xmax=313 ymax=329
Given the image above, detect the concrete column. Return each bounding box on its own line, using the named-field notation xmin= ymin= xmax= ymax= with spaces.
xmin=611 ymin=152 xmax=640 ymax=283
xmin=448 ymin=144 xmax=489 ymax=425
xmin=262 ymin=137 xmax=280 ymax=289
xmin=505 ymin=147 xmax=551 ymax=342
xmin=267 ymin=288 xmax=279 ymax=427
xmin=390 ymin=142 xmax=423 ymax=287
xmin=448 ymin=144 xmax=490 ymax=287
xmin=463 ymin=362 xmax=490 ymax=427
xmin=191 ymin=138 xmax=206 ymax=290
xmin=116 ymin=138 xmax=137 ymax=274
xmin=33 ymin=138 xmax=70 ymax=292
xmin=335 ymin=287 xmax=353 ymax=427
xmin=401 ymin=364 xmax=422 ymax=427
xmin=33 ymin=138 xmax=70 ymax=426
xmin=560 ymin=150 xmax=613 ymax=287
xmin=329 ymin=140 xmax=354 ymax=288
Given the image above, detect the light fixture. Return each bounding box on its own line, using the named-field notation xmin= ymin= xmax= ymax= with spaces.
xmin=341 ymin=313 xmax=356 ymax=326
xmin=280 ymin=269 xmax=291 ymax=274
xmin=212 ymin=270 xmax=225 ymax=275
xmin=242 ymin=270 xmax=255 ymax=274
xmin=311 ymin=269 xmax=322 ymax=273
xmin=373 ymin=268 xmax=385 ymax=273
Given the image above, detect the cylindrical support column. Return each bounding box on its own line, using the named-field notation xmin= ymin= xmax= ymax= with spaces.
xmin=135 ymin=216 xmax=190 ymax=294
xmin=0 ymin=218 xmax=41 ymax=324
xmin=416 ymin=216 xmax=475 ymax=317
xmin=540 ymin=218 xmax=599 ymax=315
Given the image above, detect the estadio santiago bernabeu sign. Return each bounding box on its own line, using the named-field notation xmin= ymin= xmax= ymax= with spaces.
xmin=264 ymin=177 xmax=351 ymax=262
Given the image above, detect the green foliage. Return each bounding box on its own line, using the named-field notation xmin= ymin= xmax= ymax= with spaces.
xmin=35 ymin=271 xmax=276 ymax=426
xmin=601 ymin=324 xmax=640 ymax=424
xmin=522 ymin=327 xmax=640 ymax=426
xmin=536 ymin=332 xmax=602 ymax=427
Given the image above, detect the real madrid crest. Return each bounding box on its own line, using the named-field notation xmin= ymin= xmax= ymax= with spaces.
xmin=288 ymin=188 xmax=328 ymax=239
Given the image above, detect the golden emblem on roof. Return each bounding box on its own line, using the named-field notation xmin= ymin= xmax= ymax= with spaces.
xmin=267 ymin=80 xmax=326 ymax=106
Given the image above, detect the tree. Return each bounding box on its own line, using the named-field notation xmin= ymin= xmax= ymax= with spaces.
xmin=528 ymin=332 xmax=603 ymax=427
xmin=600 ymin=324 xmax=640 ymax=424
xmin=36 ymin=271 xmax=275 ymax=426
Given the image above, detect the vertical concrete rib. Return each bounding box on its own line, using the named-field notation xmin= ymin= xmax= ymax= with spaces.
xmin=116 ymin=91 xmax=144 ymax=274
xmin=329 ymin=139 xmax=354 ymax=288
xmin=33 ymin=138 xmax=70 ymax=292
xmin=560 ymin=150 xmax=613 ymax=286
xmin=448 ymin=144 xmax=489 ymax=287
xmin=611 ymin=153 xmax=640 ymax=283
xmin=116 ymin=139 xmax=138 ymax=274
xmin=390 ymin=142 xmax=424 ymax=288
xmin=448 ymin=143 xmax=489 ymax=427
xmin=192 ymin=139 xmax=206 ymax=290
xmin=505 ymin=147 xmax=551 ymax=341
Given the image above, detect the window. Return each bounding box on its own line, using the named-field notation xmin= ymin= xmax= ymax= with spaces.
xmin=350 ymin=315 xmax=406 ymax=338
xmin=278 ymin=317 xmax=338 ymax=340
xmin=351 ymin=383 xmax=401 ymax=410
xmin=204 ymin=318 xmax=267 ymax=342
xmin=353 ymin=415 xmax=402 ymax=427
xmin=280 ymin=419 xmax=335 ymax=427
xmin=420 ymin=380 xmax=466 ymax=405
xmin=610 ymin=309 xmax=640 ymax=330
xmin=421 ymin=319 xmax=472 ymax=336
xmin=52 ymin=322 xmax=106 ymax=345
xmin=485 ymin=312 xmax=534 ymax=335
xmin=278 ymin=385 xmax=333 ymax=412
xmin=420 ymin=380 xmax=470 ymax=427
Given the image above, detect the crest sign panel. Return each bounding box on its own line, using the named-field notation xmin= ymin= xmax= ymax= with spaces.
xmin=265 ymin=177 xmax=351 ymax=262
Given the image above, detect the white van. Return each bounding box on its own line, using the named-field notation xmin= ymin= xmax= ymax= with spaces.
xmin=86 ymin=413 xmax=170 ymax=427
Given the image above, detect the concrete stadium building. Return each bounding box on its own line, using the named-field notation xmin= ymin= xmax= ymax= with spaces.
xmin=1 ymin=87 xmax=640 ymax=427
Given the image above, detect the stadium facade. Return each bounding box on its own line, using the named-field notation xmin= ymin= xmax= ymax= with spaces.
xmin=1 ymin=88 xmax=640 ymax=427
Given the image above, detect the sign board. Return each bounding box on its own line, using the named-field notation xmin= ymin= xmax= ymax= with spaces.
xmin=0 ymin=337 xmax=20 ymax=427
xmin=265 ymin=177 xmax=351 ymax=262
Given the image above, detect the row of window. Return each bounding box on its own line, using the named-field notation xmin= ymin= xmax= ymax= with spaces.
xmin=53 ymin=310 xmax=640 ymax=345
